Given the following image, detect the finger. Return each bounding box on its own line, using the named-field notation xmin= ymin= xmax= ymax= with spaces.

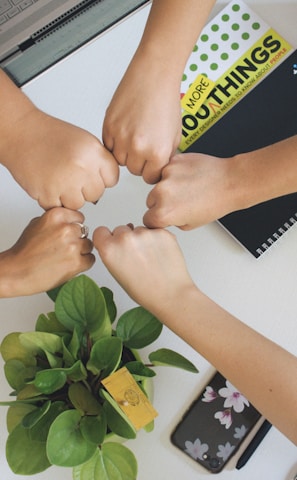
xmin=80 ymin=238 xmax=94 ymax=255
xmin=102 ymin=123 xmax=114 ymax=152
xmin=72 ymin=221 xmax=89 ymax=239
xmin=81 ymin=176 xmax=105 ymax=204
xmin=56 ymin=208 xmax=85 ymax=224
xmin=99 ymin=155 xmax=120 ymax=188
xmin=92 ymin=226 xmax=113 ymax=247
xmin=125 ymin=155 xmax=144 ymax=176
xmin=38 ymin=195 xmax=63 ymax=211
xmin=59 ymin=190 xmax=85 ymax=211
xmin=143 ymin=208 xmax=169 ymax=229
xmin=111 ymin=224 xmax=137 ymax=237
xmin=79 ymin=252 xmax=96 ymax=271
xmin=141 ymin=162 xmax=162 ymax=184
xmin=146 ymin=187 xmax=157 ymax=209
xmin=112 ymin=144 xmax=128 ymax=166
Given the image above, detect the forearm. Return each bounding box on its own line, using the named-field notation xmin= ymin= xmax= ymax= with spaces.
xmin=134 ymin=0 xmax=216 ymax=81
xmin=151 ymin=285 xmax=297 ymax=445
xmin=0 ymin=249 xmax=29 ymax=297
xmin=233 ymin=135 xmax=297 ymax=210
xmin=0 ymin=69 xmax=35 ymax=166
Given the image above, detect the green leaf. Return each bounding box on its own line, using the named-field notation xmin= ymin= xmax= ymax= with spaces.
xmin=67 ymin=360 xmax=88 ymax=382
xmin=22 ymin=400 xmax=51 ymax=428
xmin=4 ymin=359 xmax=37 ymax=391
xmin=61 ymin=336 xmax=76 ymax=367
xmin=5 ymin=401 xmax=65 ymax=474
xmin=68 ymin=383 xmax=102 ymax=416
xmin=46 ymin=410 xmax=97 ymax=467
xmin=35 ymin=311 xmax=69 ymax=335
xmin=125 ymin=361 xmax=156 ymax=381
xmin=0 ymin=332 xmax=36 ymax=366
xmin=7 ymin=403 xmax=37 ymax=433
xmin=87 ymin=337 xmax=123 ymax=377
xmin=19 ymin=331 xmax=63 ymax=368
xmin=143 ymin=420 xmax=155 ymax=433
xmin=101 ymin=286 xmax=117 ymax=323
xmin=44 ymin=350 xmax=63 ymax=368
xmin=17 ymin=384 xmax=45 ymax=400
xmin=55 ymin=275 xmax=112 ymax=341
xmin=101 ymin=389 xmax=137 ymax=440
xmin=67 ymin=327 xmax=81 ymax=360
xmin=148 ymin=348 xmax=198 ymax=373
xmin=116 ymin=307 xmax=163 ymax=349
xmin=6 ymin=422 xmax=51 ymax=475
xmin=34 ymin=369 xmax=67 ymax=394
xmin=80 ymin=413 xmax=107 ymax=445
xmin=47 ymin=283 xmax=65 ymax=302
xmin=34 ymin=360 xmax=88 ymax=395
xmin=73 ymin=443 xmax=138 ymax=480
xmin=29 ymin=401 xmax=66 ymax=442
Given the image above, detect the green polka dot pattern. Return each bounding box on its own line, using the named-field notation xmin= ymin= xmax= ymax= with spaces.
xmin=181 ymin=0 xmax=269 ymax=94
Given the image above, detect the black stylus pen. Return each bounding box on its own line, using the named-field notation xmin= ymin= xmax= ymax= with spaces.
xmin=236 ymin=420 xmax=272 ymax=470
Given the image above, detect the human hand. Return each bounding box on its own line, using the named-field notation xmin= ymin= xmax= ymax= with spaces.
xmin=2 ymin=108 xmax=119 ymax=210
xmin=93 ymin=224 xmax=194 ymax=315
xmin=102 ymin=52 xmax=182 ymax=184
xmin=0 ymin=208 xmax=95 ymax=297
xmin=143 ymin=152 xmax=242 ymax=229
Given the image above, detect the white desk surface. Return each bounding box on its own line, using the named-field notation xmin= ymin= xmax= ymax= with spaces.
xmin=0 ymin=1 xmax=297 ymax=479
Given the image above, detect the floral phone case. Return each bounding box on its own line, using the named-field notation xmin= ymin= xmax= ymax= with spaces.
xmin=171 ymin=371 xmax=261 ymax=473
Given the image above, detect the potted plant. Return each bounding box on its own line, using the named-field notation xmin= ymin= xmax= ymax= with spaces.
xmin=0 ymin=274 xmax=198 ymax=479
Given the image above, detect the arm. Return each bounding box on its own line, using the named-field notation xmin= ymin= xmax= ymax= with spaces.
xmin=0 ymin=208 xmax=95 ymax=297
xmin=143 ymin=135 xmax=297 ymax=229
xmin=0 ymin=70 xmax=119 ymax=210
xmin=103 ymin=0 xmax=216 ymax=184
xmin=93 ymin=224 xmax=297 ymax=445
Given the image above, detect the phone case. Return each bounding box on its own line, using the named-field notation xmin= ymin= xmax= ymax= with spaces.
xmin=171 ymin=371 xmax=261 ymax=473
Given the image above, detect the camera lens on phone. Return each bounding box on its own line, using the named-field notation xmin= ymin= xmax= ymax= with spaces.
xmin=209 ymin=458 xmax=220 ymax=469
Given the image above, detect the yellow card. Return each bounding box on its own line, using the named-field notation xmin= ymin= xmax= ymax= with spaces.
xmin=181 ymin=74 xmax=215 ymax=114
xmin=101 ymin=367 xmax=158 ymax=430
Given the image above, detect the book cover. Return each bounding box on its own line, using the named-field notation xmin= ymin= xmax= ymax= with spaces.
xmin=179 ymin=1 xmax=297 ymax=258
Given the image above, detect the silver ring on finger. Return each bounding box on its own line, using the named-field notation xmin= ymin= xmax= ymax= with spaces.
xmin=72 ymin=222 xmax=89 ymax=239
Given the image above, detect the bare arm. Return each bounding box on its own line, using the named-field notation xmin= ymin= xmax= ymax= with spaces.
xmin=0 ymin=70 xmax=119 ymax=210
xmin=143 ymin=135 xmax=297 ymax=229
xmin=93 ymin=225 xmax=297 ymax=445
xmin=103 ymin=0 xmax=216 ymax=184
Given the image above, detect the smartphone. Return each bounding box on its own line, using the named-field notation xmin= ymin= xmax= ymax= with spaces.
xmin=171 ymin=371 xmax=261 ymax=474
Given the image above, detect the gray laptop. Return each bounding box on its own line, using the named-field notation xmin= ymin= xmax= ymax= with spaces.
xmin=0 ymin=0 xmax=149 ymax=86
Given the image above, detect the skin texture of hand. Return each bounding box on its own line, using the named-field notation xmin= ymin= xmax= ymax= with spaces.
xmin=93 ymin=224 xmax=194 ymax=310
xmin=93 ymin=224 xmax=297 ymax=445
xmin=2 ymin=109 xmax=119 ymax=210
xmin=103 ymin=0 xmax=216 ymax=184
xmin=0 ymin=70 xmax=119 ymax=210
xmin=0 ymin=208 xmax=95 ymax=297
xmin=143 ymin=152 xmax=242 ymax=229
xmin=143 ymin=136 xmax=297 ymax=229
xmin=103 ymin=55 xmax=182 ymax=184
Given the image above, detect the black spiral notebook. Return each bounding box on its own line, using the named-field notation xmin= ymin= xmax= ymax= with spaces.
xmin=184 ymin=50 xmax=297 ymax=258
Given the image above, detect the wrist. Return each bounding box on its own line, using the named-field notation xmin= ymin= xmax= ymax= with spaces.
xmin=232 ymin=136 xmax=297 ymax=210
xmin=150 ymin=283 xmax=201 ymax=326
xmin=133 ymin=43 xmax=186 ymax=88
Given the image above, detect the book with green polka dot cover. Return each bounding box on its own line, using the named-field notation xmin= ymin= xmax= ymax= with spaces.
xmin=179 ymin=1 xmax=297 ymax=258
